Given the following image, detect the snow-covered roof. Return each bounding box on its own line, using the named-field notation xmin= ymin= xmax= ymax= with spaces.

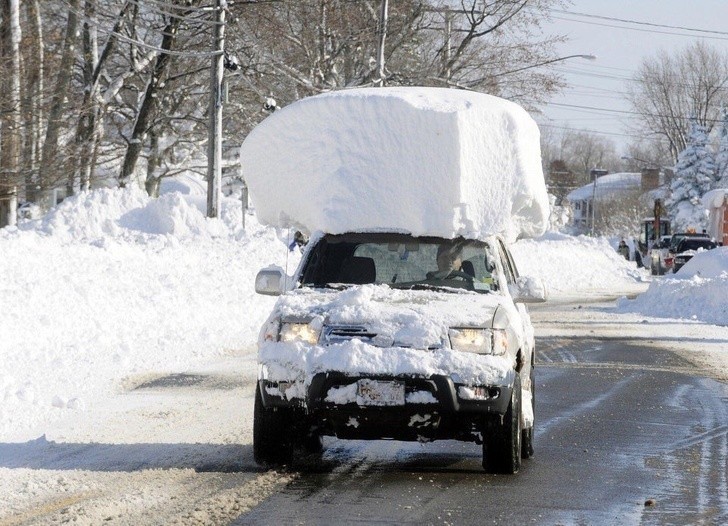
xmin=702 ymin=188 xmax=728 ymax=209
xmin=240 ymin=87 xmax=549 ymax=242
xmin=567 ymin=172 xmax=642 ymax=202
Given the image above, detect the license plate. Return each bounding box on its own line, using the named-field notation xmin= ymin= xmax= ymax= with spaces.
xmin=356 ymin=379 xmax=405 ymax=406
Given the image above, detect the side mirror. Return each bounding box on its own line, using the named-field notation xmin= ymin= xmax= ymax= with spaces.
xmin=255 ymin=267 xmax=287 ymax=296
xmin=509 ymin=276 xmax=547 ymax=304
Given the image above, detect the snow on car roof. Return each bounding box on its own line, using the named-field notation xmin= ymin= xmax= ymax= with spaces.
xmin=240 ymin=87 xmax=549 ymax=242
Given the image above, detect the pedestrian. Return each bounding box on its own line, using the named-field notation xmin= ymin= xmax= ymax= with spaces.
xmin=618 ymin=239 xmax=629 ymax=260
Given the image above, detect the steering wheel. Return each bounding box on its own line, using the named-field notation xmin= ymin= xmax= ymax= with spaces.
xmin=444 ymin=270 xmax=475 ymax=282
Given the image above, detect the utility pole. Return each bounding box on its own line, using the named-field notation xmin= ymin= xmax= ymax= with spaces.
xmin=443 ymin=11 xmax=452 ymax=81
xmin=207 ymin=0 xmax=225 ymax=218
xmin=375 ymin=0 xmax=388 ymax=86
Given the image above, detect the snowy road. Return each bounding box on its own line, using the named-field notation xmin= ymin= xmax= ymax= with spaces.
xmin=234 ymin=335 xmax=728 ymax=525
xmin=2 ymin=301 xmax=727 ymax=525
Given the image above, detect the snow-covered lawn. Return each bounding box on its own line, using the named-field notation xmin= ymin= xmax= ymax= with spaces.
xmin=1 ymin=185 xmax=297 ymax=439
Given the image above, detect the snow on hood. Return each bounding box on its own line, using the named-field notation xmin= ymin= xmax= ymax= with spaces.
xmin=271 ymin=284 xmax=508 ymax=348
xmin=258 ymin=284 xmax=515 ymax=388
xmin=241 ymin=87 xmax=549 ymax=243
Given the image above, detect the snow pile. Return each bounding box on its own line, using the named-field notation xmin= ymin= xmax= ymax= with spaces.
xmin=241 ymin=87 xmax=549 ymax=242
xmin=0 ymin=182 xmax=295 ymax=438
xmin=618 ymin=247 xmax=728 ymax=326
xmin=511 ymin=232 xmax=649 ymax=297
xmin=18 ymin=184 xmax=225 ymax=243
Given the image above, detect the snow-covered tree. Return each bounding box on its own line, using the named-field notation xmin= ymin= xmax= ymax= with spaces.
xmin=666 ymin=119 xmax=717 ymax=231
xmin=716 ymin=107 xmax=728 ymax=189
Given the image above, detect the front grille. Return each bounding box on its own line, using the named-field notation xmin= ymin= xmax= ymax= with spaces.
xmin=322 ymin=325 xmax=442 ymax=349
xmin=322 ymin=325 xmax=377 ymax=344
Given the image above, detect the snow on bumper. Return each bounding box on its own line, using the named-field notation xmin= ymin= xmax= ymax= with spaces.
xmin=258 ymin=339 xmax=514 ymax=406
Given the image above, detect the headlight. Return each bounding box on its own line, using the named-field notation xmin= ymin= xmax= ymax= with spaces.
xmin=449 ymin=328 xmax=508 ymax=355
xmin=279 ymin=322 xmax=320 ymax=344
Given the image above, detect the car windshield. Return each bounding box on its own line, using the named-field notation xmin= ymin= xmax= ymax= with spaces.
xmin=299 ymin=233 xmax=498 ymax=293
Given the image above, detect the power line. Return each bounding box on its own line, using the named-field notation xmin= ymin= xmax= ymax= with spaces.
xmin=56 ymin=0 xmax=221 ymax=58
xmin=547 ymin=101 xmax=728 ymax=124
xmin=538 ymin=123 xmax=641 ymax=140
xmin=550 ymin=8 xmax=728 ymax=37
xmin=550 ymin=14 xmax=728 ymax=42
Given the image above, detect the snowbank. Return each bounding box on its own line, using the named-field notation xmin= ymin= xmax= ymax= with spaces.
xmin=511 ymin=232 xmax=648 ymax=297
xmin=241 ymin=87 xmax=549 ymax=242
xmin=0 ymin=182 xmax=296 ymax=438
xmin=618 ymin=247 xmax=728 ymax=326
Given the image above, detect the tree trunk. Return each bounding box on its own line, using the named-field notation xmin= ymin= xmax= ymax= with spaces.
xmin=0 ymin=0 xmax=21 ymax=227
xmin=145 ymin=130 xmax=161 ymax=197
xmin=119 ymin=16 xmax=181 ymax=187
xmin=73 ymin=1 xmax=132 ymax=192
xmin=38 ymin=0 xmax=78 ymax=205
xmin=21 ymin=0 xmax=43 ymax=203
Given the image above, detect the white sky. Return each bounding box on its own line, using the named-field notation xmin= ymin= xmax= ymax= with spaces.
xmin=537 ymin=0 xmax=728 ymax=152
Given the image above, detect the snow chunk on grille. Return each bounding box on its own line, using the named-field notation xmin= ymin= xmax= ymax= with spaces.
xmin=240 ymin=87 xmax=548 ymax=242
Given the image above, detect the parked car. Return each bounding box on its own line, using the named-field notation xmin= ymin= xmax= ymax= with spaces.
xmin=663 ymin=232 xmax=711 ymax=272
xmin=648 ymin=235 xmax=673 ymax=275
xmin=254 ymin=232 xmax=545 ymax=474
xmin=672 ymin=237 xmax=718 ymax=272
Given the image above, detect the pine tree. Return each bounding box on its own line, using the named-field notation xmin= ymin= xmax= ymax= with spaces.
xmin=667 ymin=119 xmax=717 ymax=230
xmin=717 ymin=108 xmax=728 ymax=189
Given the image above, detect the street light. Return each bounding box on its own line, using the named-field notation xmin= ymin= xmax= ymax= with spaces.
xmin=491 ymin=54 xmax=596 ymax=77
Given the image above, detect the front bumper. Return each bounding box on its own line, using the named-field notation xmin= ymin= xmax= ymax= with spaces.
xmin=258 ymin=372 xmax=513 ymax=442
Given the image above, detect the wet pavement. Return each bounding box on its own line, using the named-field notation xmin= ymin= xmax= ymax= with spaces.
xmin=234 ymin=337 xmax=728 ymax=525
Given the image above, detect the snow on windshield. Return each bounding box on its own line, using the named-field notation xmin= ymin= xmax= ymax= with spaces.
xmin=241 ymin=87 xmax=549 ymax=242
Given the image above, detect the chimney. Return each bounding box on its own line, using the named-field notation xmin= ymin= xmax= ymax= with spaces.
xmin=641 ymin=168 xmax=659 ymax=192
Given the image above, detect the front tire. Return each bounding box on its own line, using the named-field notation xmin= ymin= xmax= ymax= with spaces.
xmin=253 ymin=385 xmax=294 ymax=467
xmin=521 ymin=368 xmax=535 ymax=459
xmin=483 ymin=374 xmax=522 ymax=474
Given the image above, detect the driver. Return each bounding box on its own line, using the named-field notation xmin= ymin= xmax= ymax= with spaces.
xmin=436 ymin=243 xmax=463 ymax=273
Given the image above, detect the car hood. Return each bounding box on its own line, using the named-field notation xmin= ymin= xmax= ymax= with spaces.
xmin=270 ymin=284 xmax=511 ymax=349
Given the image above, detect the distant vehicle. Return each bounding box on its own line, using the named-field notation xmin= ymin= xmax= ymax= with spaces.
xmin=648 ymin=235 xmax=673 ymax=275
xmin=672 ymin=237 xmax=718 ymax=272
xmin=664 ymin=232 xmax=711 ymax=272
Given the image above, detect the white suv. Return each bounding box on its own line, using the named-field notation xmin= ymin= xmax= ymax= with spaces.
xmin=253 ymin=231 xmax=545 ymax=474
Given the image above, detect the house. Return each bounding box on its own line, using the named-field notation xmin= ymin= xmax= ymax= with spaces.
xmin=703 ymin=189 xmax=728 ymax=246
xmin=566 ymin=171 xmax=642 ymax=232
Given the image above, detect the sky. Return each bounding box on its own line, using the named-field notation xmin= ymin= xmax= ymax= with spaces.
xmin=536 ymin=0 xmax=728 ymax=153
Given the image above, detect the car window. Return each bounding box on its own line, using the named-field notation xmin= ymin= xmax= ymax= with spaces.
xmin=300 ymin=234 xmax=499 ymax=293
xmin=496 ymin=239 xmax=516 ymax=285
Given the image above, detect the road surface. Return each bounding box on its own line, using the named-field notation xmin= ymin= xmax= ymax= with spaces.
xmin=2 ymin=300 xmax=727 ymax=525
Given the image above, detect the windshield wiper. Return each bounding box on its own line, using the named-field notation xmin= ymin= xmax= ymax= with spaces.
xmin=302 ymin=283 xmax=351 ymax=290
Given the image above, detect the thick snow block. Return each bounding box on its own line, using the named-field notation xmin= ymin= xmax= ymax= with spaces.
xmin=240 ymin=87 xmax=549 ymax=241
